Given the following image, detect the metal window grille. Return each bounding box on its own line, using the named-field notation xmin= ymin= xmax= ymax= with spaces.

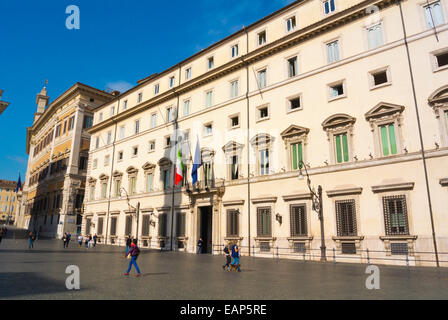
xmin=290 ymin=205 xmax=307 ymax=236
xmin=176 ymin=212 xmax=186 ymax=237
xmin=257 ymin=207 xmax=272 ymax=237
xmin=383 ymin=195 xmax=409 ymax=235
xmin=159 ymin=214 xmax=167 ymax=237
xmin=341 ymin=242 xmax=357 ymax=254
xmin=260 ymin=242 xmax=271 ymax=252
xmin=141 ymin=215 xmax=150 ymax=236
xmin=391 ymin=243 xmax=408 ymax=255
xmin=177 ymin=240 xmax=185 ymax=249
xmin=293 ymin=242 xmax=306 ymax=253
xmin=110 ymin=217 xmax=117 ymax=236
xmin=336 ymin=200 xmax=357 ymax=236
xmin=226 ymin=209 xmax=239 ymax=237
xmin=125 ymin=215 xmax=133 ymax=236
xmin=97 ymin=217 xmax=104 ymax=235
xmin=85 ymin=219 xmax=91 ymax=235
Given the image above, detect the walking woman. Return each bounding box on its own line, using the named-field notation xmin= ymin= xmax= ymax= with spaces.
xmin=28 ymin=232 xmax=35 ymax=249
xmin=124 ymin=239 xmax=141 ymax=277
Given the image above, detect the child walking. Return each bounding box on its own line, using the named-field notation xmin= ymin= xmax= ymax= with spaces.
xmin=124 ymin=239 xmax=141 ymax=277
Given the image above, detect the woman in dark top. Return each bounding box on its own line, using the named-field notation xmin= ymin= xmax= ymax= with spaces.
xmin=124 ymin=239 xmax=141 ymax=277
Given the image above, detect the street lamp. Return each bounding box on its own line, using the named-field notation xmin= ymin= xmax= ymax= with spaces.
xmin=298 ymin=161 xmax=326 ymax=262
xmin=119 ymin=187 xmax=140 ymax=244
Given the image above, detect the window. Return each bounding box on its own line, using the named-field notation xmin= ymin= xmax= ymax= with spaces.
xmin=83 ymin=116 xmax=93 ymax=129
xmin=379 ymin=123 xmax=398 ymax=156
xmin=230 ymin=80 xmax=239 ymax=98
xmin=159 ymin=213 xmax=167 ymax=237
xmin=99 ymin=113 xmax=103 ymax=122
xmin=208 ymin=56 xmax=214 ymax=69
xmin=93 ymin=159 xmax=98 ymax=169
xmin=154 ymin=84 xmax=160 ymax=95
xmin=146 ymin=173 xmax=153 ymax=192
xmin=142 ymin=215 xmax=150 ymax=236
xmin=165 ymin=136 xmax=171 ymax=148
xmin=118 ymin=151 xmax=123 ymax=161
xmin=101 ymin=182 xmax=107 ymax=199
xmin=258 ymin=30 xmax=267 ymax=46
xmin=107 ymin=131 xmax=112 ymax=145
xmin=132 ymin=146 xmax=139 ymax=157
xmin=324 ymin=0 xmax=336 ymax=15
xmin=68 ymin=116 xmax=75 ymax=131
xmin=327 ymin=40 xmax=340 ymax=63
xmin=110 ymin=106 xmax=115 ymax=117
xmin=258 ymin=106 xmax=269 ymax=120
xmin=149 ymin=140 xmax=156 ymax=152
xmin=183 ymin=99 xmax=190 ymax=117
xmin=329 ymin=82 xmax=345 ymax=99
xmin=205 ymin=90 xmax=213 ymax=108
xmin=257 ymin=207 xmax=272 ymax=237
xmin=203 ymin=161 xmax=213 ymax=187
xmin=230 ymin=155 xmax=239 ymax=180
xmin=176 ymin=212 xmax=186 ymax=237
xmin=424 ymin=1 xmax=444 ymax=29
xmin=185 ymin=68 xmax=192 ymax=80
xmin=289 ymin=96 xmax=301 ymax=111
xmin=166 ymin=107 xmax=173 ymax=122
xmin=110 ymin=217 xmax=117 ymax=236
xmin=55 ymin=124 xmax=61 ymax=137
xmin=335 ymin=200 xmax=357 ymax=236
xmin=334 ymin=133 xmax=349 ymax=163
xmin=286 ymin=16 xmax=296 ymax=32
xmin=230 ymin=115 xmax=239 ymax=128
xmin=119 ymin=126 xmax=125 ymax=140
xmin=63 ymin=120 xmax=67 ymax=134
xmin=134 ymin=120 xmax=140 ymax=134
xmin=258 ymin=69 xmax=267 ymax=89
xmin=204 ymin=123 xmax=213 ymax=136
xmin=104 ymin=155 xmax=110 ymax=166
xmin=259 ymin=149 xmax=269 ymax=175
xmin=79 ymin=156 xmax=88 ymax=170
xmin=169 ymin=76 xmax=175 ymax=88
xmin=138 ymin=92 xmax=143 ymax=103
xmin=129 ymin=176 xmax=136 ymax=195
xmin=434 ymin=50 xmax=448 ymax=70
xmin=367 ymin=24 xmax=383 ymax=49
xmin=183 ymin=131 xmax=190 ymax=142
xmin=383 ymin=195 xmax=409 ymax=235
xmin=287 ymin=56 xmax=298 ymax=78
xmin=151 ymin=113 xmax=157 ymax=128
xmin=125 ymin=215 xmax=133 ymax=236
xmin=163 ymin=169 xmax=171 ymax=189
xmin=123 ymin=100 xmax=128 ymax=110
xmin=290 ymin=205 xmax=307 ymax=236
xmin=291 ymin=142 xmax=304 ymax=170
xmin=370 ymin=69 xmax=389 ymax=87
xmin=95 ymin=137 xmax=100 ymax=149
xmin=115 ymin=178 xmax=121 ymax=197
xmin=231 ymin=44 xmax=239 ymax=58
xmin=227 ymin=209 xmax=239 ymax=236
xmin=97 ymin=217 xmax=104 ymax=235
xmin=89 ymin=185 xmax=95 ymax=201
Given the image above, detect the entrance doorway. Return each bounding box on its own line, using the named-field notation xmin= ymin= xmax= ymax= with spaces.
xmin=199 ymin=206 xmax=213 ymax=254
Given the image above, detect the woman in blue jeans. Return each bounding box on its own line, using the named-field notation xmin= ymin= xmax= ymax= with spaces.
xmin=124 ymin=239 xmax=141 ymax=277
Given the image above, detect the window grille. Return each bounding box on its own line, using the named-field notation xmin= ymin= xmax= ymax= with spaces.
xmin=260 ymin=242 xmax=271 ymax=252
xmin=290 ymin=205 xmax=307 ymax=236
xmin=341 ymin=242 xmax=357 ymax=254
xmin=383 ymin=195 xmax=409 ymax=235
xmin=293 ymin=242 xmax=306 ymax=253
xmin=257 ymin=207 xmax=272 ymax=237
xmin=125 ymin=215 xmax=132 ymax=236
xmin=335 ymin=200 xmax=357 ymax=236
xmin=176 ymin=212 xmax=186 ymax=237
xmin=391 ymin=243 xmax=408 ymax=255
xmin=110 ymin=217 xmax=117 ymax=236
xmin=141 ymin=215 xmax=150 ymax=236
xmin=226 ymin=210 xmax=239 ymax=237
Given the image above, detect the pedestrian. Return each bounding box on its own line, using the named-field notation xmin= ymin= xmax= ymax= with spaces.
xmin=78 ymin=234 xmax=83 ymax=248
xmin=93 ymin=234 xmax=97 ymax=247
xmin=230 ymin=242 xmax=241 ymax=272
xmin=62 ymin=233 xmax=67 ymax=248
xmin=124 ymin=235 xmax=132 ymax=257
xmin=28 ymin=232 xmax=35 ymax=249
xmin=66 ymin=233 xmax=71 ymax=247
xmin=85 ymin=235 xmax=89 ymax=248
xmin=124 ymin=239 xmax=141 ymax=277
xmin=88 ymin=235 xmax=93 ymax=248
xmin=197 ymin=237 xmax=203 ymax=254
xmin=222 ymin=244 xmax=231 ymax=271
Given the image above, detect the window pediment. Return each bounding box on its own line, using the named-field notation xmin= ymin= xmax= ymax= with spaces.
xmin=201 ymin=147 xmax=215 ymax=161
xmin=222 ymin=141 xmax=244 ymax=153
xmin=99 ymin=174 xmax=109 ymax=182
xmin=157 ymin=157 xmax=172 ymax=168
xmin=250 ymin=133 xmax=274 ymax=147
xmin=88 ymin=177 xmax=97 ymax=184
xmin=112 ymin=170 xmax=123 ymax=178
xmin=126 ymin=166 xmax=138 ymax=175
xmin=428 ymin=85 xmax=448 ymax=106
xmin=280 ymin=125 xmax=310 ymax=140
xmin=365 ymin=102 xmax=404 ymax=122
xmin=322 ymin=114 xmax=356 ymax=130
xmin=142 ymin=162 xmax=156 ymax=172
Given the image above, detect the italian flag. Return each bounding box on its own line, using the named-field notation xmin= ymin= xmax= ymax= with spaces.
xmin=175 ymin=148 xmax=184 ymax=186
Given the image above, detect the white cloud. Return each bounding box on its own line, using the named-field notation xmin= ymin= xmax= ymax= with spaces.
xmin=105 ymin=81 xmax=133 ymax=93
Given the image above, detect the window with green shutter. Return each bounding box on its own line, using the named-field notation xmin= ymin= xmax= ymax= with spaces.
xmin=380 ymin=124 xmax=397 ymax=156
xmin=146 ymin=174 xmax=153 ymax=192
xmin=334 ymin=133 xmax=349 ymax=163
xmin=257 ymin=207 xmax=272 ymax=237
xmin=291 ymin=142 xmax=303 ymax=170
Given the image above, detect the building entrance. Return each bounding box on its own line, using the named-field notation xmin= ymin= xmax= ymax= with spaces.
xmin=199 ymin=206 xmax=213 ymax=254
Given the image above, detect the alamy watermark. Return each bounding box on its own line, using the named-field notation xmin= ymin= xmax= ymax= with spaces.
xmin=66 ymin=5 xmax=80 ymax=30
xmin=365 ymin=265 xmax=380 ymax=290
xmin=65 ymin=265 xmax=80 ymax=290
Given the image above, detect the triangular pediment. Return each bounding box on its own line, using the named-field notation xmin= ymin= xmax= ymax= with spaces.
xmin=222 ymin=141 xmax=244 ymax=153
xmin=365 ymin=102 xmax=404 ymax=121
xmin=428 ymin=85 xmax=448 ymax=105
xmin=280 ymin=125 xmax=310 ymax=139
xmin=322 ymin=114 xmax=356 ymax=130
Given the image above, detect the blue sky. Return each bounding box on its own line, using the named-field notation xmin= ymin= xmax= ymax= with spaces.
xmin=0 ymin=0 xmax=294 ymax=181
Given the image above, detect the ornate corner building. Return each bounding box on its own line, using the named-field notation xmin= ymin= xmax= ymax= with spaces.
xmin=15 ymin=83 xmax=114 ymax=237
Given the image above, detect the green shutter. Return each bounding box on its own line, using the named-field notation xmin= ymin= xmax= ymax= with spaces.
xmin=342 ymin=134 xmax=349 ymax=162
xmin=292 ymin=144 xmax=298 ymax=170
xmin=381 ymin=126 xmax=390 ymax=156
xmin=335 ymin=135 xmax=342 ymax=163
xmin=298 ymin=142 xmax=303 ymax=165
xmin=388 ymin=124 xmax=397 ymax=155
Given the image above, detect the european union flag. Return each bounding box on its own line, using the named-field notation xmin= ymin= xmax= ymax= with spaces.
xmin=191 ymin=138 xmax=202 ymax=185
xmin=15 ymin=173 xmax=22 ymax=193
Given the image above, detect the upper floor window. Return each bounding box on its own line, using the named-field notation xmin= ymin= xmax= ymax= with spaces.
xmin=257 ymin=30 xmax=267 ymax=46
xmin=55 ymin=124 xmax=62 ymax=137
xmin=134 ymin=120 xmax=140 ymax=135
xmin=324 ymin=0 xmax=336 ymax=15
xmin=138 ymin=92 xmax=143 ymax=103
xmin=110 ymin=106 xmax=115 ymax=117
xmin=327 ymin=40 xmax=340 ymax=63
xmin=154 ymin=84 xmax=160 ymax=95
xmin=328 ymin=80 xmax=346 ymax=100
xmin=169 ymin=76 xmax=175 ymax=88
xmin=151 ymin=113 xmax=157 ymax=128
xmin=205 ymin=90 xmax=213 ymax=108
xmin=99 ymin=113 xmax=103 ymax=122
xmin=204 ymin=123 xmax=213 ymax=137
xmin=369 ymin=67 xmax=391 ymax=89
xmin=183 ymin=99 xmax=190 ymax=117
xmin=281 ymin=125 xmax=309 ymax=171
xmin=257 ymin=69 xmax=267 ymax=89
xmin=68 ymin=116 xmax=75 ymax=131
xmin=95 ymin=137 xmax=100 ymax=149
xmin=322 ymin=114 xmax=356 ymax=165
xmin=83 ymin=116 xmax=93 ymax=129
xmin=123 ymin=100 xmax=128 ymax=110
xmin=431 ymin=48 xmax=448 ymax=71
xmin=104 ymin=155 xmax=110 ymax=166
xmin=166 ymin=107 xmax=173 ymax=122
xmin=287 ymin=56 xmax=298 ymax=78
xmin=230 ymin=80 xmax=239 ymax=99
xmin=286 ymin=16 xmax=296 ymax=32
xmin=231 ymin=44 xmax=239 ymax=58
xmin=107 ymin=131 xmax=112 ymax=145
xmin=119 ymin=126 xmax=125 ymax=140
xmin=185 ymin=68 xmax=192 ymax=80
xmin=424 ymin=1 xmax=445 ymax=29
xmin=208 ymin=56 xmax=214 ymax=70
xmin=367 ymin=23 xmax=384 ymax=49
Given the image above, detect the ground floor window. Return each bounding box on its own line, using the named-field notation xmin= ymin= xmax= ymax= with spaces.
xmin=226 ymin=209 xmax=239 ymax=237
xmin=290 ymin=204 xmax=307 ymax=236
xmin=125 ymin=215 xmax=133 ymax=236
xmin=110 ymin=217 xmax=117 ymax=236
xmin=335 ymin=200 xmax=357 ymax=236
xmin=159 ymin=214 xmax=167 ymax=237
xmin=383 ymin=195 xmax=409 ymax=235
xmin=257 ymin=207 xmax=271 ymax=237
xmin=176 ymin=212 xmax=186 ymax=237
xmin=141 ymin=215 xmax=150 ymax=236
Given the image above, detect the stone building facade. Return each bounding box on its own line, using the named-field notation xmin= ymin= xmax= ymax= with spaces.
xmin=84 ymin=0 xmax=448 ymax=266
xmin=0 ymin=90 xmax=10 ymax=116
xmin=16 ymin=83 xmax=114 ymax=237
xmin=0 ymin=180 xmax=19 ymax=225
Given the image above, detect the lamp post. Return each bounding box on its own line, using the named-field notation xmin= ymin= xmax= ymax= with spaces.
xmin=119 ymin=187 xmax=140 ymax=243
xmin=298 ymin=161 xmax=326 ymax=262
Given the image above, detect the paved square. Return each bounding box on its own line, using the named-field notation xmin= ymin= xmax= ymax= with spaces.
xmin=0 ymin=234 xmax=447 ymax=300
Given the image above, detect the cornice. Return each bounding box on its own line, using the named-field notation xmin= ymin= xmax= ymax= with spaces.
xmin=371 ymin=182 xmax=415 ymax=193
xmin=88 ymin=0 xmax=396 ymax=134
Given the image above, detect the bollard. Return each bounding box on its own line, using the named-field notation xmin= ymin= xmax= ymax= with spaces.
xmin=333 ymin=248 xmax=336 ymax=263
xmin=303 ymin=251 xmax=306 ymax=262
xmin=276 ymin=246 xmax=279 ymax=263
xmin=367 ymin=248 xmax=370 ymax=265
xmin=253 ymin=245 xmax=255 ymax=257
xmin=406 ymin=252 xmax=409 ymax=268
